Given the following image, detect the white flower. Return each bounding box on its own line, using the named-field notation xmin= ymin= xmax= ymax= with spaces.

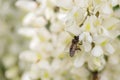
xmin=23 ymin=13 xmax=36 ymax=26
xmin=74 ymin=0 xmax=90 ymax=8
xmin=88 ymin=56 xmax=106 ymax=71
xmin=19 ymin=51 xmax=37 ymax=63
xmin=56 ymin=0 xmax=73 ymax=10
xmin=21 ymin=73 xmax=31 ymax=80
xmin=37 ymin=60 xmax=50 ymax=70
xmin=105 ymin=43 xmax=115 ymax=54
xmin=16 ymin=0 xmax=37 ymax=11
xmin=83 ymin=42 xmax=92 ymax=52
xmin=91 ymin=45 xmax=103 ymax=57
xmin=50 ymin=21 xmax=64 ymax=33
xmin=102 ymin=17 xmax=120 ymax=30
xmin=79 ymin=32 xmax=93 ymax=43
xmin=15 ymin=0 xmax=120 ymax=80
xmin=2 ymin=55 xmax=16 ymax=68
xmin=23 ymin=13 xmax=47 ymax=27
xmin=0 ymin=0 xmax=29 ymax=79
xmin=100 ymin=3 xmax=113 ymax=15
xmin=5 ymin=67 xmax=19 ymax=79
xmin=74 ymin=54 xmax=85 ymax=68
xmin=29 ymin=36 xmax=40 ymax=50
xmin=110 ymin=0 xmax=119 ymax=6
xmin=51 ymin=59 xmax=61 ymax=71
xmin=70 ymin=7 xmax=87 ymax=26
xmin=18 ymin=27 xmax=36 ymax=37
xmin=65 ymin=24 xmax=81 ymax=35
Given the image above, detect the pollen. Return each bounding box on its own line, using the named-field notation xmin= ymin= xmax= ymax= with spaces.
xmin=94 ymin=19 xmax=100 ymax=26
xmin=74 ymin=12 xmax=79 ymax=17
xmin=101 ymin=40 xmax=108 ymax=46
xmin=107 ymin=25 xmax=115 ymax=30
xmin=44 ymin=72 xmax=49 ymax=78
xmin=85 ymin=23 xmax=91 ymax=31
xmin=39 ymin=34 xmax=45 ymax=41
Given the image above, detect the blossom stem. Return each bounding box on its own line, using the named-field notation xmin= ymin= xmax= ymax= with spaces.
xmin=92 ymin=71 xmax=99 ymax=80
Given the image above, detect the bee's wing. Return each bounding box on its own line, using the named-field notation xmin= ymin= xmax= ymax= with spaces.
xmin=63 ymin=44 xmax=70 ymax=54
xmin=62 ymin=32 xmax=74 ymax=56
xmin=63 ymin=38 xmax=72 ymax=56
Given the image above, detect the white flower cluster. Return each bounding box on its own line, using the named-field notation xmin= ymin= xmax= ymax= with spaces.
xmin=0 ymin=0 xmax=26 ymax=80
xmin=16 ymin=0 xmax=120 ymax=80
xmin=57 ymin=0 xmax=120 ymax=70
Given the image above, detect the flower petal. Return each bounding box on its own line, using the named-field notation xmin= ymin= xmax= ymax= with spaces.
xmin=105 ymin=43 xmax=115 ymax=54
xmin=74 ymin=55 xmax=85 ymax=68
xmin=83 ymin=42 xmax=92 ymax=52
xmin=91 ymin=45 xmax=103 ymax=57
xmin=16 ymin=0 xmax=37 ymax=11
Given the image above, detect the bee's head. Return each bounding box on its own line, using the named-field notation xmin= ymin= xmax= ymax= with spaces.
xmin=74 ymin=36 xmax=79 ymax=40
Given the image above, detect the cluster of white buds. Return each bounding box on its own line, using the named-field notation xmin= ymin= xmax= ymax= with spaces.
xmin=16 ymin=0 xmax=120 ymax=80
xmin=0 ymin=0 xmax=26 ymax=80
xmin=57 ymin=0 xmax=120 ymax=71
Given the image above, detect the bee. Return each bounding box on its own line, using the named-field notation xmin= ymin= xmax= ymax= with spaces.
xmin=69 ymin=36 xmax=81 ymax=57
